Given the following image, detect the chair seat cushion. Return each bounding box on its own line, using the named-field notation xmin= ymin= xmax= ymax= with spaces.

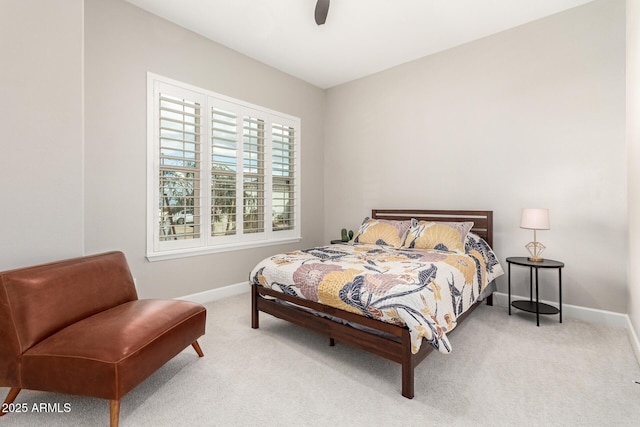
xmin=21 ymin=299 xmax=206 ymax=399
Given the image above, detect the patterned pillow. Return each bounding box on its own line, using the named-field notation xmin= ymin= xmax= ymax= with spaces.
xmin=402 ymin=220 xmax=474 ymax=253
xmin=351 ymin=218 xmax=411 ymax=248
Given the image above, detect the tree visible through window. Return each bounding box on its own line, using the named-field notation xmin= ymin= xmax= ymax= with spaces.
xmin=158 ymin=94 xmax=201 ymax=241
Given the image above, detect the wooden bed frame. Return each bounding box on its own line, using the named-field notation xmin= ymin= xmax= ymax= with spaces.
xmin=251 ymin=209 xmax=494 ymax=399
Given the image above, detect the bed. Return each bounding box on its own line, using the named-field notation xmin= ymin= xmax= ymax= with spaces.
xmin=250 ymin=209 xmax=503 ymax=398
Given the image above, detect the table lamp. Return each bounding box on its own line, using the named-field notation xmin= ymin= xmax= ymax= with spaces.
xmin=520 ymin=208 xmax=550 ymax=262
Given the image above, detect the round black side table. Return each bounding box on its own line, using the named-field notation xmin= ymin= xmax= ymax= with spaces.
xmin=507 ymin=257 xmax=564 ymax=326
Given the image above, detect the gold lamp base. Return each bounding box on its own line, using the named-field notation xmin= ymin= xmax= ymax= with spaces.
xmin=525 ymin=241 xmax=546 ymax=262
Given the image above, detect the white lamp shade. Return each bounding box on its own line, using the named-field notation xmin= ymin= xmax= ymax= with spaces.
xmin=520 ymin=208 xmax=550 ymax=230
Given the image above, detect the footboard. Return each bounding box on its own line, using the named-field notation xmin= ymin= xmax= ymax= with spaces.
xmin=252 ymin=284 xmax=492 ymax=399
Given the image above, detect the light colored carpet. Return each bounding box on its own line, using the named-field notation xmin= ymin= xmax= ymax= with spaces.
xmin=2 ymin=292 xmax=639 ymax=426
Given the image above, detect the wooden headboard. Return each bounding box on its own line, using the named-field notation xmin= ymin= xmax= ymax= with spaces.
xmin=371 ymin=209 xmax=494 ymax=247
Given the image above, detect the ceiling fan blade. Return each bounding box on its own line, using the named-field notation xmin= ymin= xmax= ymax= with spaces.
xmin=315 ymin=0 xmax=330 ymax=25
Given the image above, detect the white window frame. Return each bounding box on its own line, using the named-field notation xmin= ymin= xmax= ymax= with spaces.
xmin=146 ymin=73 xmax=301 ymax=261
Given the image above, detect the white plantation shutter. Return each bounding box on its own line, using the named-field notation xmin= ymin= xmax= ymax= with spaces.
xmin=211 ymin=107 xmax=238 ymax=237
xmin=242 ymin=116 xmax=265 ymax=234
xmin=271 ymin=123 xmax=296 ymax=231
xmin=147 ymin=73 xmax=300 ymax=260
xmin=157 ymin=93 xmax=201 ymax=243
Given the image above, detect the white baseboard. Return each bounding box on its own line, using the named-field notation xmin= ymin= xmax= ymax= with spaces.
xmin=178 ymin=281 xmax=249 ymax=304
xmin=627 ymin=316 xmax=640 ymax=366
xmin=493 ymin=292 xmax=628 ymax=327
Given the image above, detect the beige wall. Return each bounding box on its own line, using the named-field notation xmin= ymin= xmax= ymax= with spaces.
xmin=628 ymin=0 xmax=640 ymax=337
xmin=324 ymin=0 xmax=627 ymax=312
xmin=83 ymin=0 xmax=325 ymax=298
xmin=0 ymin=0 xmax=84 ymax=270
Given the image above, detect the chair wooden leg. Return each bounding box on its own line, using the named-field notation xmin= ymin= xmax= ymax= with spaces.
xmin=0 ymin=388 xmax=21 ymax=416
xmin=110 ymin=399 xmax=120 ymax=427
xmin=191 ymin=340 xmax=204 ymax=357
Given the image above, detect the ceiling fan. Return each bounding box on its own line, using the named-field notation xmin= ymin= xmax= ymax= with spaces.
xmin=315 ymin=0 xmax=330 ymax=25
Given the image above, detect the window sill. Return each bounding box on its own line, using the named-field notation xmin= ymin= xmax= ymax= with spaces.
xmin=146 ymin=236 xmax=302 ymax=262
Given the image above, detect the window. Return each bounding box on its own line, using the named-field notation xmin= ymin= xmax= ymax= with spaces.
xmin=147 ymin=73 xmax=300 ymax=260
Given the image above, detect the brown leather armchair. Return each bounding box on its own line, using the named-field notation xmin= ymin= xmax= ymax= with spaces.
xmin=0 ymin=251 xmax=206 ymax=426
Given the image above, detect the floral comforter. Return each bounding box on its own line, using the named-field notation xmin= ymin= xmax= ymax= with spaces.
xmin=250 ymin=234 xmax=503 ymax=354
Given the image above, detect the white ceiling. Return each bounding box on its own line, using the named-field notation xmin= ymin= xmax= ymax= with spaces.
xmin=125 ymin=0 xmax=596 ymax=89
